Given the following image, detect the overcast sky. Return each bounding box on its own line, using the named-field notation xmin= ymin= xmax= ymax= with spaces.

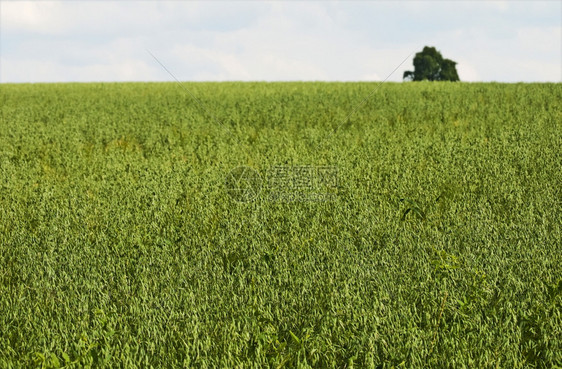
xmin=1 ymin=1 xmax=560 ymax=83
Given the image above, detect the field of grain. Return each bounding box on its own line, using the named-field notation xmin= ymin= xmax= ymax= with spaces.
xmin=0 ymin=82 xmax=561 ymax=367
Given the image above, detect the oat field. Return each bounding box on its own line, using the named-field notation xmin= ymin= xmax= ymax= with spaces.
xmin=0 ymin=82 xmax=561 ymax=367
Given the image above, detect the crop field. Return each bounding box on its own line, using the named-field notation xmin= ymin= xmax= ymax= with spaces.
xmin=0 ymin=82 xmax=561 ymax=368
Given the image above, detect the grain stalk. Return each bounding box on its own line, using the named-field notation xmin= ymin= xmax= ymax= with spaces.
xmin=429 ymin=291 xmax=449 ymax=356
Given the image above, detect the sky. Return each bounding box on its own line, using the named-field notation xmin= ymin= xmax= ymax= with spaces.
xmin=0 ymin=0 xmax=561 ymax=83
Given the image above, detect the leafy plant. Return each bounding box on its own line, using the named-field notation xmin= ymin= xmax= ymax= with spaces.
xmin=0 ymin=81 xmax=560 ymax=367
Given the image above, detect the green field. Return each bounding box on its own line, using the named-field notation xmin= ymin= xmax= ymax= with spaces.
xmin=0 ymin=82 xmax=561 ymax=368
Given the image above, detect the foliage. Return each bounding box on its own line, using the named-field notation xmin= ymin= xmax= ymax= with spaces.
xmin=0 ymin=81 xmax=561 ymax=367
xmin=404 ymin=46 xmax=460 ymax=81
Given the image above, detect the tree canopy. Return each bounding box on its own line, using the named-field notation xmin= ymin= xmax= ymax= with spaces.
xmin=403 ymin=46 xmax=460 ymax=81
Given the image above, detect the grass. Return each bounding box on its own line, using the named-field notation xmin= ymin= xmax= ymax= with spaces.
xmin=0 ymin=81 xmax=561 ymax=368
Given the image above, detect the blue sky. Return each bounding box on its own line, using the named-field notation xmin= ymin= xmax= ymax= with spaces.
xmin=1 ymin=1 xmax=560 ymax=83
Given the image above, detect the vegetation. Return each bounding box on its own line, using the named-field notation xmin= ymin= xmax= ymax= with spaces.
xmin=0 ymin=81 xmax=561 ymax=367
xmin=404 ymin=46 xmax=460 ymax=81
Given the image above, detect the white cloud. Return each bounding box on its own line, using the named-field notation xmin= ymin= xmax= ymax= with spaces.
xmin=517 ymin=26 xmax=562 ymax=54
xmin=456 ymin=61 xmax=481 ymax=82
xmin=511 ymin=59 xmax=562 ymax=82
xmin=1 ymin=58 xmax=153 ymax=83
xmin=1 ymin=2 xmax=69 ymax=34
xmin=0 ymin=1 xmax=560 ymax=82
xmin=487 ymin=1 xmax=510 ymax=12
xmin=361 ymin=73 xmax=382 ymax=81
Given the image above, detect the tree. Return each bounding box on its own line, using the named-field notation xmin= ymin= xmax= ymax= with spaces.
xmin=403 ymin=46 xmax=460 ymax=81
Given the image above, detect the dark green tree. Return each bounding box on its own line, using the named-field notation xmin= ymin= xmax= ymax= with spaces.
xmin=403 ymin=46 xmax=460 ymax=81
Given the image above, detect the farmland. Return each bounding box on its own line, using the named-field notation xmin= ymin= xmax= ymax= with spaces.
xmin=0 ymin=82 xmax=561 ymax=367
